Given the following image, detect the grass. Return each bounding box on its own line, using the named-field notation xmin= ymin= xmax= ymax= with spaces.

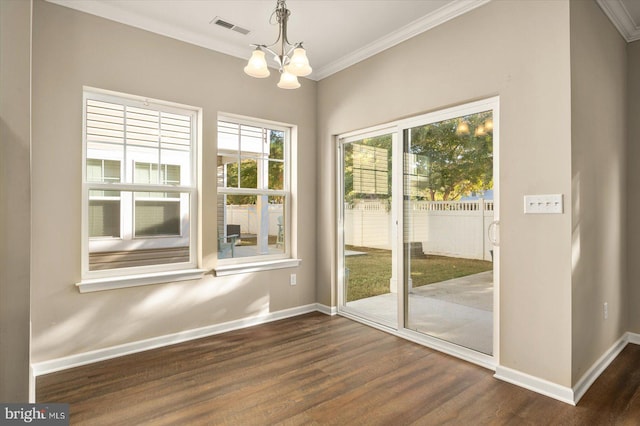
xmin=236 ymin=235 xmax=278 ymax=246
xmin=345 ymin=246 xmax=492 ymax=302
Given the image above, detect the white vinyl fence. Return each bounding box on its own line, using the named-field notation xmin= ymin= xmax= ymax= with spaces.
xmin=225 ymin=204 xmax=283 ymax=236
xmin=345 ymin=199 xmax=494 ymax=261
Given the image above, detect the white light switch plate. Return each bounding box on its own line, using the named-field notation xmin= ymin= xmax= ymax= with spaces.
xmin=524 ymin=194 xmax=563 ymax=214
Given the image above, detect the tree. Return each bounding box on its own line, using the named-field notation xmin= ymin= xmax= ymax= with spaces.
xmin=224 ymin=130 xmax=285 ymax=205
xmin=408 ymin=111 xmax=493 ymax=201
xmin=343 ymin=113 xmax=493 ymax=204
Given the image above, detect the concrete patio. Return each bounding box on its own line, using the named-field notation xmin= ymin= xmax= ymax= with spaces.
xmin=345 ymin=271 xmax=493 ymax=355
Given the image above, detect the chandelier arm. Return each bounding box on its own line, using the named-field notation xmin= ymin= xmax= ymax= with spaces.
xmin=251 ymin=44 xmax=285 ymax=70
xmin=261 ymin=38 xmax=295 ymax=52
xmin=284 ymin=43 xmax=301 ymax=58
xmin=265 ymin=24 xmax=284 ymax=48
xmin=256 ymin=21 xmax=294 ymax=53
xmin=263 ymin=0 xmax=287 ymax=48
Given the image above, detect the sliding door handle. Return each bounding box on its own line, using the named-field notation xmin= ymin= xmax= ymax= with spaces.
xmin=488 ymin=220 xmax=500 ymax=247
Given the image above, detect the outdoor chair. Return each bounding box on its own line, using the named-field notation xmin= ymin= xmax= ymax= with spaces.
xmin=218 ymin=234 xmax=239 ymax=258
xmin=276 ymin=216 xmax=284 ymax=248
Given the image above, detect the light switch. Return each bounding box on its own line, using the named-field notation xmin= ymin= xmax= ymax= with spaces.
xmin=524 ymin=194 xmax=563 ymax=214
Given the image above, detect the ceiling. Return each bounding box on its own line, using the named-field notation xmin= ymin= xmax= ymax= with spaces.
xmin=597 ymin=0 xmax=640 ymax=42
xmin=47 ymin=0 xmax=639 ymax=81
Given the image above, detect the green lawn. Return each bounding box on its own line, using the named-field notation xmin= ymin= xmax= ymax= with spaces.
xmin=345 ymin=246 xmax=492 ymax=302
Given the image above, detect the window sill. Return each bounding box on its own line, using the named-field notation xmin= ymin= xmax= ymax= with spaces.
xmin=76 ymin=268 xmax=207 ymax=293
xmin=214 ymin=258 xmax=302 ymax=277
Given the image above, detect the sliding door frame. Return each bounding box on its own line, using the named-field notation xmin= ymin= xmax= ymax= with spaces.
xmin=336 ymin=96 xmax=500 ymax=370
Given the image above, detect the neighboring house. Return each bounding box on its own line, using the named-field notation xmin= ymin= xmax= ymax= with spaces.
xmin=1 ymin=0 xmax=640 ymax=407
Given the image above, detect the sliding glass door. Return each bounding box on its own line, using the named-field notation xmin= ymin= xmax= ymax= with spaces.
xmin=402 ymin=106 xmax=496 ymax=355
xmin=339 ymin=130 xmax=397 ymax=328
xmin=337 ymin=97 xmax=499 ymax=359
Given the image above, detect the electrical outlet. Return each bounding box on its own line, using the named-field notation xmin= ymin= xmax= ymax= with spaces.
xmin=604 ymin=302 xmax=608 ymax=320
xmin=290 ymin=273 xmax=297 ymax=286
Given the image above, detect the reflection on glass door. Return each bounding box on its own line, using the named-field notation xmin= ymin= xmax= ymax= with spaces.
xmin=340 ymin=133 xmax=396 ymax=327
xmin=403 ymin=109 xmax=495 ymax=354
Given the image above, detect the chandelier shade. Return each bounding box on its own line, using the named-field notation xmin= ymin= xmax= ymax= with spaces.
xmin=244 ymin=0 xmax=311 ymax=88
xmin=288 ymin=47 xmax=312 ymax=77
xmin=277 ymin=67 xmax=301 ymax=89
xmin=244 ymin=48 xmax=270 ymax=78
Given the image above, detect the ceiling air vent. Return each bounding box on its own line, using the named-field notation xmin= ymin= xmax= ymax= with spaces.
xmin=210 ymin=17 xmax=250 ymax=35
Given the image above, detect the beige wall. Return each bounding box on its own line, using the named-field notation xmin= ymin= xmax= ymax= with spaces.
xmin=317 ymin=0 xmax=574 ymax=386
xmin=0 ymin=0 xmax=33 ymax=401
xmin=569 ymin=0 xmax=628 ymax=383
xmin=627 ymin=40 xmax=640 ymax=333
xmin=30 ymin=0 xmax=317 ymax=363
xmin=19 ymin=0 xmax=638 ymax=396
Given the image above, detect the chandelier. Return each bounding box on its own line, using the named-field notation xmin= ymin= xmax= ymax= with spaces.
xmin=244 ymin=0 xmax=312 ymax=89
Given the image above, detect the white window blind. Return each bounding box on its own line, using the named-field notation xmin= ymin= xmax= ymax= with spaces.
xmin=82 ymin=90 xmax=199 ymax=281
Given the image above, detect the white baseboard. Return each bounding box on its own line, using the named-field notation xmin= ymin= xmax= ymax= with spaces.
xmin=572 ymin=334 xmax=628 ymax=404
xmin=494 ymin=365 xmax=575 ymax=405
xmin=32 ymin=303 xmax=322 ymax=376
xmin=316 ymin=303 xmax=337 ymax=316
xmin=29 ymin=364 xmax=36 ymax=403
xmin=495 ymin=332 xmax=640 ymax=406
xmin=627 ymin=331 xmax=640 ymax=345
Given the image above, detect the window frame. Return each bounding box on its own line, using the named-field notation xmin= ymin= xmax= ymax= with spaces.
xmin=78 ymin=88 xmax=204 ymax=292
xmin=215 ymin=113 xmax=300 ymax=275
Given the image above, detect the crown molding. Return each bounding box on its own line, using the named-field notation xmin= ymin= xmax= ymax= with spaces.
xmin=45 ymin=0 xmax=251 ymax=62
xmin=313 ymin=0 xmax=492 ymax=80
xmin=46 ymin=0 xmax=491 ymax=82
xmin=597 ymin=0 xmax=640 ymax=42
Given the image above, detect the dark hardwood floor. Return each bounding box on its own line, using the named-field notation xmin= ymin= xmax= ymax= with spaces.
xmin=37 ymin=312 xmax=640 ymax=425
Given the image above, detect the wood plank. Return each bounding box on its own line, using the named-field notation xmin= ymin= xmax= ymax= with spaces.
xmin=37 ymin=313 xmax=640 ymax=425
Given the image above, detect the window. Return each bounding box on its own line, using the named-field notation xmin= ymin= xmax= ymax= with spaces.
xmin=79 ymin=88 xmax=203 ymax=291
xmin=352 ymin=143 xmax=389 ymax=195
xmin=216 ymin=115 xmax=297 ymax=272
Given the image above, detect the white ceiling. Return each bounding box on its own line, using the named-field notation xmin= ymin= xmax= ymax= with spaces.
xmin=47 ymin=0 xmax=639 ymax=81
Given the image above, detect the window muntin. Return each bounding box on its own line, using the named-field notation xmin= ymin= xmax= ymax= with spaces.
xmin=87 ymin=159 xmax=122 ymax=239
xmin=217 ymin=117 xmax=290 ymax=262
xmin=87 ymin=159 xmax=121 ymax=183
xmin=82 ymin=90 xmax=198 ymax=277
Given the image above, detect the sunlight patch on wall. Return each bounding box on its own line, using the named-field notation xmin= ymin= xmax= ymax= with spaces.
xmin=572 ymin=172 xmax=581 ymax=273
xmin=245 ymin=295 xmax=271 ymax=317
